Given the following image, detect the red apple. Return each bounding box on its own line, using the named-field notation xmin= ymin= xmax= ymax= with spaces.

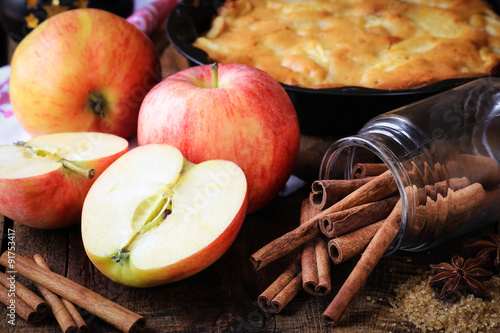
xmin=0 ymin=132 xmax=128 ymax=229
xmin=81 ymin=144 xmax=248 ymax=287
xmin=137 ymin=63 xmax=300 ymax=213
xmin=9 ymin=8 xmax=161 ymax=139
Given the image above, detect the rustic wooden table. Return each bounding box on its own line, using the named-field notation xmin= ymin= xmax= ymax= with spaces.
xmin=1 ymin=41 xmax=499 ymax=333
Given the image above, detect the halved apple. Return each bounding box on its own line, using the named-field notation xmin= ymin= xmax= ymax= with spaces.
xmin=0 ymin=132 xmax=128 ymax=229
xmin=81 ymin=144 xmax=248 ymax=287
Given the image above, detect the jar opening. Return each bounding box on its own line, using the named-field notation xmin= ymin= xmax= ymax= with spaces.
xmin=319 ymin=136 xmax=415 ymax=255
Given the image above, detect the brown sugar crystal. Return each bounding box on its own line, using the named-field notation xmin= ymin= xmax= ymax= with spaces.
xmin=389 ymin=273 xmax=500 ymax=332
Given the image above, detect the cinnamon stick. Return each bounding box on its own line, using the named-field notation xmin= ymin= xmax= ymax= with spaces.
xmin=0 ymin=283 xmax=46 ymax=324
xmin=328 ymin=220 xmax=384 ymax=265
xmin=422 ymin=177 xmax=470 ymax=202
xmin=323 ymin=199 xmax=403 ymax=325
xmin=350 ymin=163 xmax=388 ymax=179
xmin=33 ymin=255 xmax=78 ymax=333
xmin=446 ymin=154 xmax=500 ymax=189
xmin=34 ymin=255 xmax=88 ymax=333
xmin=0 ymin=252 xmax=146 ymax=333
xmin=419 ymin=194 xmax=439 ymax=242
xmin=404 ymin=203 xmax=432 ymax=245
xmin=431 ymin=192 xmax=449 ymax=238
xmin=250 ymin=213 xmax=321 ymax=270
xmin=320 ymin=195 xmax=399 ymax=238
xmin=61 ymin=298 xmax=88 ymax=333
xmin=319 ymin=169 xmax=398 ymax=216
xmin=403 ymin=159 xmax=439 ymax=190
xmin=251 ymin=170 xmax=398 ymax=270
xmin=0 ymin=271 xmax=49 ymax=316
xmin=309 ymin=178 xmax=372 ymax=210
xmin=444 ymin=182 xmax=487 ymax=232
xmin=257 ymin=256 xmax=302 ymax=314
xmin=300 ymin=200 xmax=331 ymax=296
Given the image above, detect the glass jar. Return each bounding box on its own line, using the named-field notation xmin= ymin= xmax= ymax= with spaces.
xmin=319 ymin=77 xmax=500 ymax=255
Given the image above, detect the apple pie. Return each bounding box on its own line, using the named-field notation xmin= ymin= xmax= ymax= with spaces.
xmin=193 ymin=0 xmax=500 ymax=89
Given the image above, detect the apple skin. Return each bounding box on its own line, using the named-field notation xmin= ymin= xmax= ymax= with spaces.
xmin=0 ymin=133 xmax=129 ymax=229
xmin=137 ymin=63 xmax=300 ymax=213
xmin=9 ymin=8 xmax=161 ymax=139
xmin=81 ymin=144 xmax=248 ymax=287
xmin=85 ymin=199 xmax=247 ymax=287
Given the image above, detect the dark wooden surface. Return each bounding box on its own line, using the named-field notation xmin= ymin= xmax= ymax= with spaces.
xmin=1 ymin=43 xmax=499 ymax=333
xmin=1 ymin=187 xmax=498 ymax=333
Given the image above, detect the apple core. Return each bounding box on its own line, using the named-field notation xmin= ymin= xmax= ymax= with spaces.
xmin=15 ymin=141 xmax=96 ymax=179
xmin=110 ymin=161 xmax=193 ymax=266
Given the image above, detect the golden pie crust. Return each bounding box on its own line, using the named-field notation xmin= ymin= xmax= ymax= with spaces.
xmin=193 ymin=0 xmax=500 ymax=89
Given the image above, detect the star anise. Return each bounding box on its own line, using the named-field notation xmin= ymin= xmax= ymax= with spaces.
xmin=469 ymin=233 xmax=500 ymax=270
xmin=429 ymin=255 xmax=492 ymax=300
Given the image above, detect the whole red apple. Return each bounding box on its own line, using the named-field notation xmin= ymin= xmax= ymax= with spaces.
xmin=137 ymin=63 xmax=300 ymax=213
xmin=9 ymin=8 xmax=161 ymax=139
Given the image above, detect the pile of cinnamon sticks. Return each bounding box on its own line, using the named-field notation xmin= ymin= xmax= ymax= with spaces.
xmin=0 ymin=268 xmax=49 ymax=325
xmin=0 ymin=252 xmax=146 ymax=333
xmin=251 ymin=154 xmax=500 ymax=325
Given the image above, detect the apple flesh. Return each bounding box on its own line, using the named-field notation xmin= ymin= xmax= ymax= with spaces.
xmin=9 ymin=8 xmax=161 ymax=139
xmin=0 ymin=132 xmax=128 ymax=229
xmin=81 ymin=144 xmax=248 ymax=287
xmin=137 ymin=63 xmax=300 ymax=213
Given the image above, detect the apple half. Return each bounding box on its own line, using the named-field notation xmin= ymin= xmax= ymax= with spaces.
xmin=0 ymin=132 xmax=129 ymax=229
xmin=81 ymin=144 xmax=248 ymax=287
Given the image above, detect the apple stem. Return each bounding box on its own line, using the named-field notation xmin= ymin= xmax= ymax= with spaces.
xmin=61 ymin=159 xmax=96 ymax=179
xmin=14 ymin=141 xmax=29 ymax=148
xmin=88 ymin=91 xmax=106 ymax=117
xmin=210 ymin=63 xmax=219 ymax=88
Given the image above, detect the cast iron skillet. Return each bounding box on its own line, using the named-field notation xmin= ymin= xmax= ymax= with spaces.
xmin=167 ymin=0 xmax=500 ymax=135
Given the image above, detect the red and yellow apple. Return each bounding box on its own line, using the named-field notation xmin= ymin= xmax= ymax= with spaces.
xmin=81 ymin=144 xmax=247 ymax=287
xmin=0 ymin=132 xmax=128 ymax=229
xmin=137 ymin=63 xmax=300 ymax=213
xmin=9 ymin=8 xmax=161 ymax=139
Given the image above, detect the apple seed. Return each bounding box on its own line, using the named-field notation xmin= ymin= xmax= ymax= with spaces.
xmin=163 ymin=207 xmax=172 ymax=219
